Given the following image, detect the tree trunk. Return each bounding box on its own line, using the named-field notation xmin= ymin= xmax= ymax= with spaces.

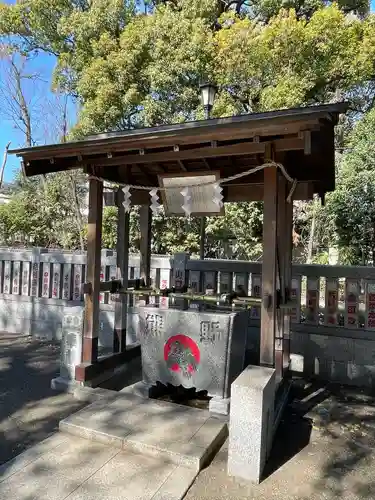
xmin=0 ymin=142 xmax=11 ymax=189
xmin=69 ymin=173 xmax=85 ymax=251
xmin=307 ymin=198 xmax=316 ymax=264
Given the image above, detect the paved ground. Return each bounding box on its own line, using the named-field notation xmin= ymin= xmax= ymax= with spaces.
xmin=0 ymin=433 xmax=197 ymax=500
xmin=186 ymin=381 xmax=375 ymax=500
xmin=0 ymin=333 xmax=87 ymax=466
xmin=60 ymin=389 xmax=227 ymax=471
xmin=3 ymin=333 xmax=375 ymax=499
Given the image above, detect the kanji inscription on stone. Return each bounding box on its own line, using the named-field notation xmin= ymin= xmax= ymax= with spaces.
xmin=199 ymin=320 xmax=223 ymax=344
xmin=145 ymin=313 xmax=165 ymax=337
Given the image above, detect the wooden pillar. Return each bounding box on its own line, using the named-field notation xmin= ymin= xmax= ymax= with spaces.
xmin=200 ymin=217 xmax=206 ymax=260
xmin=260 ymin=164 xmax=278 ymax=367
xmin=139 ymin=205 xmax=152 ymax=287
xmin=275 ymin=175 xmax=287 ymax=378
xmin=82 ymin=177 xmax=103 ymax=364
xmin=283 ymin=190 xmax=293 ymax=372
xmin=113 ymin=187 xmax=130 ymax=353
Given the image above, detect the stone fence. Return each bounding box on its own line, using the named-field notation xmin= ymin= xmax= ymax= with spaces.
xmin=0 ymin=248 xmax=172 ymax=353
xmin=1 ymin=248 xmax=375 ymax=387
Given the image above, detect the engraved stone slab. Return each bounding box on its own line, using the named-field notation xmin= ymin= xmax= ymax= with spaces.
xmin=138 ymin=307 xmax=248 ymax=399
xmin=60 ymin=307 xmax=84 ymax=380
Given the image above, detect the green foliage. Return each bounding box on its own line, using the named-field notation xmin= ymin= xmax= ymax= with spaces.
xmin=2 ymin=2 xmax=375 ymax=135
xmin=318 ymin=109 xmax=375 ymax=264
xmin=101 ymin=206 xmax=118 ymax=249
xmin=1 ymin=0 xmax=375 ymax=259
xmin=312 ymin=251 xmax=329 ymax=264
xmin=215 ymin=7 xmax=375 ymax=113
xmin=99 ymin=203 xmax=263 ymax=260
xmin=205 ymin=203 xmax=263 ymax=259
xmin=65 ymin=6 xmax=375 ymax=134
xmin=0 ymin=172 xmax=86 ymax=249
xmin=151 ymin=210 xmax=201 ymax=255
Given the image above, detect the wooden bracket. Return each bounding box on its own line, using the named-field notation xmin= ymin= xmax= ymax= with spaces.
xmin=264 ymin=142 xmax=275 ymax=162
xmin=263 ymin=293 xmax=272 ymax=309
xmin=298 ymin=130 xmax=311 ymax=155
xmin=82 ymin=282 xmax=92 ymax=295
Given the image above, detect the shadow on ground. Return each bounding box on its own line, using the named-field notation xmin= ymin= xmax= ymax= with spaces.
xmin=0 ymin=333 xmax=87 ymax=466
xmin=266 ymin=379 xmax=375 ymax=499
xmin=290 ymin=379 xmax=375 ymax=499
xmin=186 ymin=378 xmax=375 ymax=500
xmin=3 ymin=332 xmax=375 ymax=500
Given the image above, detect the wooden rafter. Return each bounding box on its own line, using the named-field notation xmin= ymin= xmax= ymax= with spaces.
xmin=10 ymin=102 xmax=346 ymax=201
xmin=178 ymin=160 xmax=187 ymax=171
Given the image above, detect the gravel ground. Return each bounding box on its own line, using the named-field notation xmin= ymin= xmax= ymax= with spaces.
xmin=0 ymin=333 xmax=85 ymax=466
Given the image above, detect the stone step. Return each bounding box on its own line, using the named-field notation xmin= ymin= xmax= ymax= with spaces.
xmin=60 ymin=391 xmax=228 ymax=472
xmin=0 ymin=433 xmax=199 ymax=500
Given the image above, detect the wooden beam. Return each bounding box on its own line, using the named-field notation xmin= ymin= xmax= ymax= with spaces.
xmin=203 ymin=158 xmax=211 ymax=169
xmin=75 ymin=346 xmax=141 ymax=385
xmin=224 ymin=182 xmax=314 ymax=202
xmin=88 ymin=142 xmax=265 ymax=167
xmin=139 ymin=205 xmax=152 ymax=287
xmin=82 ymin=177 xmax=103 ymax=365
xmin=82 ymin=137 xmax=305 ymax=168
xmin=178 ymin=160 xmax=187 ymax=171
xmin=304 ymin=131 xmax=311 ymax=155
xmin=260 ymin=146 xmax=278 ymax=367
xmin=24 ymin=134 xmax=321 ymax=178
xmin=157 ymin=163 xmax=167 ymax=172
xmin=113 ymin=187 xmax=130 ymax=353
xmin=138 ymin=164 xmax=154 ymax=184
xmin=21 ymin=116 xmax=323 ymax=162
xmin=96 ymin=179 xmax=316 ymax=205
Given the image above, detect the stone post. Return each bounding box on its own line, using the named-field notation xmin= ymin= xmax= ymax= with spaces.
xmin=228 ymin=365 xmax=276 ymax=484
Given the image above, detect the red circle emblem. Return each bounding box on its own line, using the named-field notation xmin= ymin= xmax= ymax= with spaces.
xmin=164 ymin=334 xmax=200 ymax=377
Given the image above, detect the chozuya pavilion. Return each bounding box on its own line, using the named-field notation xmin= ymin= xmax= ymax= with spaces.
xmin=10 ymin=102 xmax=346 ymax=483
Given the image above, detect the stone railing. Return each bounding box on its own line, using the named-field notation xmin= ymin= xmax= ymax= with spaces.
xmin=0 ymin=248 xmax=172 ymax=351
xmin=182 ymin=256 xmax=375 ymax=388
xmin=2 ymin=248 xmax=375 ymax=388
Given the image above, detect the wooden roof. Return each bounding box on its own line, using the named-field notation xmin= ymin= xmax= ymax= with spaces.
xmin=10 ymin=102 xmax=347 ymax=203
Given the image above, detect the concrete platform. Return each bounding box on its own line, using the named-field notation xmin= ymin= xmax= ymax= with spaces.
xmin=60 ymin=391 xmax=228 ymax=472
xmin=0 ymin=433 xmax=198 ymax=500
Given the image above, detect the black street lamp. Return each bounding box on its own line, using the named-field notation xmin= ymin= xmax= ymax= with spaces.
xmin=200 ymin=83 xmax=218 ymax=120
xmin=199 ymin=83 xmax=217 ymax=261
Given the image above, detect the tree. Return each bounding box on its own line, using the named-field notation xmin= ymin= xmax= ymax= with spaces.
xmin=0 ymin=142 xmax=11 ymax=190
xmin=319 ymin=109 xmax=375 ymax=264
xmin=2 ymin=3 xmax=374 ymax=135
xmin=0 ymin=172 xmax=87 ymax=248
xmin=0 ymin=48 xmax=39 ymax=147
xmin=2 ymin=1 xmax=375 ymax=258
xmin=0 ymin=43 xmax=87 ymax=249
xmin=65 ymin=5 xmax=375 ymax=135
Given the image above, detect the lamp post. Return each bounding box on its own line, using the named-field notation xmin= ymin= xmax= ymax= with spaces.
xmin=199 ymin=83 xmax=217 ymax=260
xmin=200 ymin=83 xmax=218 ymax=121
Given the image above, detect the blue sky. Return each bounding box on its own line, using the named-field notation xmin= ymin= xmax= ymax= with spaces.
xmin=1 ymin=0 xmax=375 ymax=183
xmin=0 ymin=51 xmax=60 ymax=182
xmin=0 ymin=0 xmax=73 ymax=182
